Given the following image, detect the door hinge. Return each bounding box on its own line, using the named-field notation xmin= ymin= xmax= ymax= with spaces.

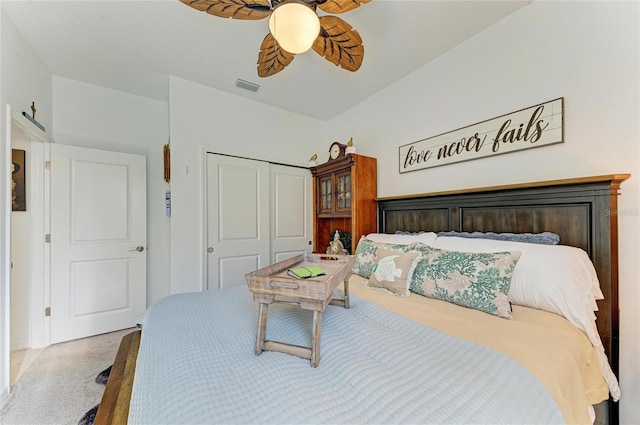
xmin=45 ymin=234 xmax=51 ymax=243
xmin=45 ymin=307 xmax=51 ymax=317
xmin=45 ymin=160 xmax=51 ymax=170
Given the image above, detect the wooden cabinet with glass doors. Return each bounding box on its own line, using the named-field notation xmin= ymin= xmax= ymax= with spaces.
xmin=310 ymin=153 xmax=377 ymax=254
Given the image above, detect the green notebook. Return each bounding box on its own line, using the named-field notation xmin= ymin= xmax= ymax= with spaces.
xmin=287 ymin=265 xmax=326 ymax=279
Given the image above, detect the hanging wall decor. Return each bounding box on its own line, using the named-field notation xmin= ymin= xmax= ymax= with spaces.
xmin=22 ymin=101 xmax=45 ymax=132
xmin=163 ymin=143 xmax=171 ymax=183
xmin=11 ymin=149 xmax=26 ymax=211
xmin=399 ymin=98 xmax=564 ymax=173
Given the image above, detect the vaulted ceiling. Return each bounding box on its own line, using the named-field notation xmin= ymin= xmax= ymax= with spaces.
xmin=2 ymin=0 xmax=529 ymax=120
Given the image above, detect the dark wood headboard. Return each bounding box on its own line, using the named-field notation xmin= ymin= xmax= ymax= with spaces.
xmin=377 ymin=174 xmax=629 ymax=425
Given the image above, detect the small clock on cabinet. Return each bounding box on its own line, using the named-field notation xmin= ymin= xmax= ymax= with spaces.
xmin=328 ymin=142 xmax=347 ymax=161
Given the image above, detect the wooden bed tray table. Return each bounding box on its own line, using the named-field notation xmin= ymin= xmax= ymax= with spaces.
xmin=245 ymin=253 xmax=355 ymax=367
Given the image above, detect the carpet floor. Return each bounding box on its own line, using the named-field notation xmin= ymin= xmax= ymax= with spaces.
xmin=0 ymin=328 xmax=135 ymax=425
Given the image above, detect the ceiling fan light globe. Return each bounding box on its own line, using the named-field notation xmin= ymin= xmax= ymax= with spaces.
xmin=268 ymin=2 xmax=320 ymax=54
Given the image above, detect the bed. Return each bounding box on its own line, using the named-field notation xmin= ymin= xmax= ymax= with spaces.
xmin=95 ymin=174 xmax=628 ymax=425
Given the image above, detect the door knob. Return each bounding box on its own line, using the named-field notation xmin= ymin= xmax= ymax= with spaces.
xmin=129 ymin=246 xmax=144 ymax=252
xmin=207 ymin=247 xmax=214 ymax=253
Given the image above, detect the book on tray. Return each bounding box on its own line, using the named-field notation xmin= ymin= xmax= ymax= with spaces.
xmin=287 ymin=265 xmax=326 ymax=279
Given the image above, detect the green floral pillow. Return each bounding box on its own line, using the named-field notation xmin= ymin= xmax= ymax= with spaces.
xmin=410 ymin=246 xmax=521 ymax=319
xmin=407 ymin=242 xmax=434 ymax=256
xmin=353 ymin=236 xmax=414 ymax=278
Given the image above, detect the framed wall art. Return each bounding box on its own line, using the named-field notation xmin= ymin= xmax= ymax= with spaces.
xmin=12 ymin=149 xmax=26 ymax=211
xmin=399 ymin=98 xmax=564 ymax=173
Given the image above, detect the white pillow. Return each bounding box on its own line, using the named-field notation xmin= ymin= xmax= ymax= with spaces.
xmin=366 ymin=232 xmax=438 ymax=247
xmin=434 ymin=236 xmax=602 ymax=307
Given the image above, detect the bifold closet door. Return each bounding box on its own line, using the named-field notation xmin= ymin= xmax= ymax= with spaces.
xmin=206 ymin=154 xmax=270 ymax=289
xmin=270 ymin=163 xmax=313 ymax=263
xmin=205 ymin=154 xmax=312 ymax=289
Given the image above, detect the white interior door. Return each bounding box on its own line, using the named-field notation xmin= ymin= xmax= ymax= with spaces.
xmin=50 ymin=144 xmax=146 ymax=343
xmin=206 ymin=154 xmax=269 ymax=289
xmin=270 ymin=164 xmax=312 ymax=263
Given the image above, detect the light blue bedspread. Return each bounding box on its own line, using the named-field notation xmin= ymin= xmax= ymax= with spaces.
xmin=129 ymin=286 xmax=564 ymax=424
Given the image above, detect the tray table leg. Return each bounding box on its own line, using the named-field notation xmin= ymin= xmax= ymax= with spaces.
xmin=343 ymin=275 xmax=351 ymax=309
xmin=310 ymin=310 xmax=323 ymax=368
xmin=255 ymin=302 xmax=269 ymax=356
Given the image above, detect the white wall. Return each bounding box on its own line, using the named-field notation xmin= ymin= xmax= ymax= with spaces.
xmin=329 ymin=2 xmax=640 ymax=423
xmin=168 ymin=76 xmax=327 ymax=293
xmin=52 ymin=77 xmax=170 ymax=307
xmin=0 ymin=8 xmax=52 ymax=406
xmin=51 ymin=75 xmax=328 ymax=303
xmin=0 ymin=11 xmax=52 ymax=137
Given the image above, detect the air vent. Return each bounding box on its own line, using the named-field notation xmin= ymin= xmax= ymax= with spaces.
xmin=235 ymin=78 xmax=261 ymax=92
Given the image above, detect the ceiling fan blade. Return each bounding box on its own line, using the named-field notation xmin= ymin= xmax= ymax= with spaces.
xmin=312 ymin=16 xmax=363 ymax=72
xmin=316 ymin=0 xmax=371 ymax=15
xmin=180 ymin=0 xmax=271 ymax=20
xmin=257 ymin=33 xmax=295 ymax=77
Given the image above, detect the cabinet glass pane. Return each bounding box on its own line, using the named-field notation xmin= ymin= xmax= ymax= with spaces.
xmin=320 ymin=179 xmax=332 ymax=211
xmin=337 ymin=174 xmax=349 ymax=211
xmin=345 ymin=175 xmax=351 ymax=208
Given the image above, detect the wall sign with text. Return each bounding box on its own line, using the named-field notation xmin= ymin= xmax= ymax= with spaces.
xmin=399 ymin=98 xmax=564 ymax=173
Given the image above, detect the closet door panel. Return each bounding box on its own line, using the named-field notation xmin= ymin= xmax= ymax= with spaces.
xmin=206 ymin=154 xmax=269 ymax=289
xmin=270 ymin=164 xmax=312 ymax=263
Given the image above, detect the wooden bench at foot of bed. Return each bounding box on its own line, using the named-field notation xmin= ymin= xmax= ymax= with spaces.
xmin=95 ymin=330 xmax=141 ymax=425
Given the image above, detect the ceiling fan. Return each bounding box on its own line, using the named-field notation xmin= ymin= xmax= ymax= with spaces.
xmin=179 ymin=0 xmax=371 ymax=77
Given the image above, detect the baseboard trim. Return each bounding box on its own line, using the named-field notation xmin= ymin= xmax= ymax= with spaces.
xmin=0 ymin=384 xmax=10 ymax=408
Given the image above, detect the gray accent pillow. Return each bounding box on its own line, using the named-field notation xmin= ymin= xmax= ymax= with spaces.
xmin=436 ymin=231 xmax=560 ymax=245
